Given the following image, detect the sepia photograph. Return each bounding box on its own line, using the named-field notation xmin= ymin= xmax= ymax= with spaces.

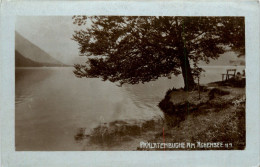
xmin=1 ymin=0 xmax=260 ymax=166
xmin=15 ymin=16 xmax=246 ymax=151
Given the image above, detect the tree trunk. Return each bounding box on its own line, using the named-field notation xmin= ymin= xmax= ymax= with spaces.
xmin=180 ymin=55 xmax=195 ymax=91
xmin=175 ymin=18 xmax=195 ymax=91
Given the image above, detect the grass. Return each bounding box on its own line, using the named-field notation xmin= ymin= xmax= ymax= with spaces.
xmin=149 ymin=78 xmax=246 ymax=150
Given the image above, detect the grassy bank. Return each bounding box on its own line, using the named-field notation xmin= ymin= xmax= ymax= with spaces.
xmin=151 ymin=77 xmax=246 ymax=150
xmin=76 ymin=78 xmax=245 ymax=150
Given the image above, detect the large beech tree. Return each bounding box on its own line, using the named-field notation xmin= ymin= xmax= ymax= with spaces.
xmin=72 ymin=16 xmax=244 ymax=90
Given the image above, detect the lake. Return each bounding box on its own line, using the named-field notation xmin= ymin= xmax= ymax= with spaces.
xmin=15 ymin=66 xmax=245 ymax=151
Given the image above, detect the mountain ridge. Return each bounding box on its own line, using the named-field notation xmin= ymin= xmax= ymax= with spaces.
xmin=15 ymin=31 xmax=64 ymax=65
xmin=15 ymin=50 xmax=71 ymax=67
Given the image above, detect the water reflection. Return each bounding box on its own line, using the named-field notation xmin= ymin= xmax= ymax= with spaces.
xmin=74 ymin=119 xmax=164 ymax=150
xmin=15 ymin=67 xmax=167 ymax=150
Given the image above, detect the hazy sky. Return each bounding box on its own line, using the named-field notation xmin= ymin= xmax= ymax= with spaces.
xmin=16 ymin=16 xmax=86 ymax=64
xmin=16 ymin=16 xmax=244 ymax=66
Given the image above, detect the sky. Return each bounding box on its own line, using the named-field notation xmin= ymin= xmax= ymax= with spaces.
xmin=16 ymin=16 xmax=87 ymax=64
xmin=15 ymin=16 xmax=244 ymax=66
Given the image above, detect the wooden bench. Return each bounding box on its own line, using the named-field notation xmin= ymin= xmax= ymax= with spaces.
xmin=222 ymin=69 xmax=236 ymax=81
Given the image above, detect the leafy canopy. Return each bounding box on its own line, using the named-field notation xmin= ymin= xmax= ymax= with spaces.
xmin=72 ymin=16 xmax=244 ymax=86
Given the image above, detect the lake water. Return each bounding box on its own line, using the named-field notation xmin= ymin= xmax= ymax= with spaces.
xmin=15 ymin=66 xmax=245 ymax=151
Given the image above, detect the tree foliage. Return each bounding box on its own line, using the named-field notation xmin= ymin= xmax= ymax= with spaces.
xmin=72 ymin=16 xmax=244 ymax=89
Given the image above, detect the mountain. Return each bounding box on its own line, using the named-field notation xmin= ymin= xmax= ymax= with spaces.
xmin=15 ymin=50 xmax=71 ymax=67
xmin=199 ymin=51 xmax=245 ymax=66
xmin=229 ymin=60 xmax=245 ymax=66
xmin=15 ymin=31 xmax=66 ymax=66
xmin=15 ymin=50 xmax=42 ymax=67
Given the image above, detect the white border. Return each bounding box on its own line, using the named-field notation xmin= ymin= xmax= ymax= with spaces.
xmin=1 ymin=1 xmax=259 ymax=167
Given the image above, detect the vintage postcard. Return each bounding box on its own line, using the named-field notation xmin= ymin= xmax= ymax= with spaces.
xmin=1 ymin=0 xmax=259 ymax=167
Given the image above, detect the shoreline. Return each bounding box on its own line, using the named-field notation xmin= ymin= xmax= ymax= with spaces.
xmin=145 ymin=78 xmax=246 ymax=150
xmin=79 ymin=78 xmax=245 ymax=150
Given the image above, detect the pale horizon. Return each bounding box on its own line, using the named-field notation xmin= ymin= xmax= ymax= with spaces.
xmin=15 ymin=16 xmax=88 ymax=65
